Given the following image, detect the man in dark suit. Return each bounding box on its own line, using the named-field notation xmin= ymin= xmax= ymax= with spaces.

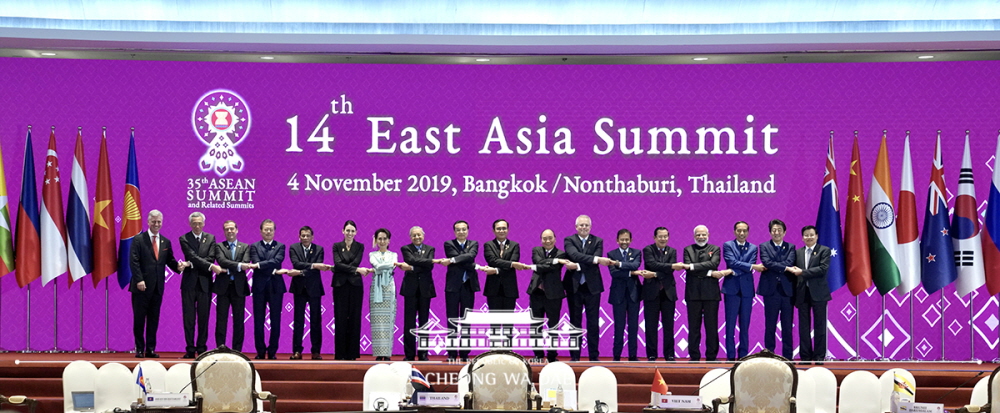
xmin=129 ymin=210 xmax=185 ymax=358
xmin=437 ymin=220 xmax=481 ymax=361
xmin=249 ymin=219 xmax=286 ymax=360
xmin=758 ymin=219 xmax=797 ymax=359
xmin=527 ymin=229 xmax=576 ymax=362
xmin=682 ymin=225 xmax=721 ymax=361
xmin=178 ymin=211 xmax=224 ymax=359
xmin=789 ymin=226 xmax=831 ymax=363
xmin=213 ymin=220 xmax=254 ymax=352
xmin=483 ymin=219 xmax=528 ymax=312
xmin=401 ymin=226 xmax=437 ymax=361
xmin=641 ymin=227 xmax=683 ymax=361
xmin=607 ymin=229 xmax=642 ymax=361
xmin=720 ymin=221 xmax=765 ymax=361
xmin=564 ymin=215 xmax=612 ymax=361
xmin=288 ymin=225 xmax=331 ymax=360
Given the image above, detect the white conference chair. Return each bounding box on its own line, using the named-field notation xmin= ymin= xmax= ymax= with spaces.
xmin=164 ymin=363 xmax=192 ymax=395
xmin=363 ymin=364 xmax=406 ymax=411
xmin=95 ymin=363 xmax=137 ymax=413
xmin=389 ymin=361 xmax=415 ymax=397
xmin=879 ymin=368 xmax=916 ymax=413
xmin=805 ymin=366 xmax=837 ymax=413
xmin=539 ymin=362 xmax=576 ymax=407
xmin=578 ymin=366 xmax=617 ymax=413
xmin=62 ymin=360 xmax=98 ymax=413
xmin=457 ymin=364 xmax=470 ymax=400
xmin=131 ymin=360 xmax=167 ymax=398
xmin=796 ymin=370 xmax=816 ymax=413
xmin=699 ymin=369 xmax=730 ymax=413
xmin=970 ymin=375 xmax=989 ymax=406
xmin=839 ymin=371 xmax=880 ymax=413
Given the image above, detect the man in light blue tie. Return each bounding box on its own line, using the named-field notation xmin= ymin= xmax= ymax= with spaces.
xmin=213 ymin=220 xmax=255 ymax=352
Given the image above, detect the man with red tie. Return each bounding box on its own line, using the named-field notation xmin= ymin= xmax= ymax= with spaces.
xmin=129 ymin=210 xmax=186 ymax=358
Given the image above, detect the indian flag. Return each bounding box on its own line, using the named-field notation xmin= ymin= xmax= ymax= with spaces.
xmin=867 ymin=134 xmax=901 ymax=294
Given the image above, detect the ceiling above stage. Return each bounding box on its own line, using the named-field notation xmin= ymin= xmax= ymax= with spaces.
xmin=1 ymin=0 xmax=1000 ymax=63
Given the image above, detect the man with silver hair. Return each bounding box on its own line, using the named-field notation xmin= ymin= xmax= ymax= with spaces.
xmin=129 ymin=210 xmax=187 ymax=358
xmin=400 ymin=226 xmax=436 ymax=361
xmin=177 ymin=211 xmax=224 ymax=359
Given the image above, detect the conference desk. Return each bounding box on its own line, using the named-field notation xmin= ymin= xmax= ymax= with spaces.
xmin=643 ymin=406 xmax=712 ymax=413
xmin=131 ymin=401 xmax=199 ymax=413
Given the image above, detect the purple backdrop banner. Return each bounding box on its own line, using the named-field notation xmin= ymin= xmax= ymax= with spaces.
xmin=0 ymin=57 xmax=998 ymax=360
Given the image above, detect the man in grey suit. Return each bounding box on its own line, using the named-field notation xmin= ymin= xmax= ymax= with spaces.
xmin=788 ymin=225 xmax=832 ymax=363
xmin=213 ymin=220 xmax=255 ymax=352
xmin=178 ymin=211 xmax=224 ymax=359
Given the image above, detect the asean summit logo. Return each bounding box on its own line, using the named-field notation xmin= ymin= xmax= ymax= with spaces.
xmin=192 ymin=89 xmax=251 ymax=177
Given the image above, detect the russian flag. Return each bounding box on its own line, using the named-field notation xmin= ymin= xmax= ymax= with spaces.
xmin=983 ymin=131 xmax=1000 ymax=296
xmin=117 ymin=130 xmax=142 ymax=289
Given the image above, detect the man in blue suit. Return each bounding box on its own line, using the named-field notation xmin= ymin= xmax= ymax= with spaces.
xmin=720 ymin=221 xmax=765 ymax=361
xmin=607 ymin=229 xmax=642 ymax=361
xmin=758 ymin=219 xmax=796 ymax=359
xmin=249 ymin=219 xmax=286 ymax=360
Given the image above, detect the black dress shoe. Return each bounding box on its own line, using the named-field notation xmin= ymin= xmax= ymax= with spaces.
xmin=647 ymin=357 xmax=657 ymax=362
xmin=418 ymin=355 xmax=430 ymax=361
xmin=146 ymin=352 xmax=160 ymax=358
xmin=254 ymin=354 xmax=265 ymax=360
xmin=403 ymin=357 xmax=414 ymax=361
xmin=135 ymin=352 xmax=144 ymax=358
xmin=290 ymin=352 xmax=303 ymax=360
xmin=666 ymin=356 xmax=676 ymax=361
xmin=569 ymin=357 xmax=580 ymax=362
xmin=267 ymin=354 xmax=277 ymax=360
xmin=183 ymin=352 xmax=196 ymax=359
xmin=612 ymin=357 xmax=621 ymax=362
xmin=311 ymin=353 xmax=323 ymax=360
xmin=548 ymin=357 xmax=559 ymax=363
xmin=628 ymin=357 xmax=639 ymax=362
xmin=588 ymin=356 xmax=600 ymax=361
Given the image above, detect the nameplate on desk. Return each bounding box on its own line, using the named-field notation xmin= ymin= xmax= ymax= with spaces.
xmin=144 ymin=393 xmax=190 ymax=407
xmin=415 ymin=392 xmax=461 ymax=407
xmin=894 ymin=402 xmax=943 ymax=413
xmin=658 ymin=395 xmax=702 ymax=409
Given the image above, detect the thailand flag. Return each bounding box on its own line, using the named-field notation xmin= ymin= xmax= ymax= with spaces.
xmin=816 ymin=135 xmax=846 ymax=292
xmin=982 ymin=131 xmax=1000 ymax=296
xmin=920 ymin=134 xmax=956 ymax=294
xmin=952 ymin=135 xmax=985 ymax=297
xmin=67 ymin=129 xmax=92 ymax=284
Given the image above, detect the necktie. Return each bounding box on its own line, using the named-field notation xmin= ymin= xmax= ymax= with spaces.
xmin=230 ymin=242 xmax=237 ymax=280
xmin=805 ymin=248 xmax=813 ymax=268
xmin=459 ymin=242 xmax=468 ymax=282
xmin=152 ymin=235 xmax=159 ymax=260
xmin=579 ymin=238 xmax=587 ymax=285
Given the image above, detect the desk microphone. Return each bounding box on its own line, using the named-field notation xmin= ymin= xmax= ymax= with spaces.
xmin=933 ymin=370 xmax=984 ymax=403
xmin=178 ymin=360 xmax=220 ymax=395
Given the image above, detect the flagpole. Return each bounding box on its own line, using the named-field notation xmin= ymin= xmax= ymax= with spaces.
xmin=940 ymin=291 xmax=947 ymax=361
xmin=849 ymin=295 xmax=864 ymax=360
xmin=0 ymin=278 xmax=5 ymax=352
xmin=48 ymin=283 xmax=59 ymax=353
xmin=908 ymin=291 xmax=914 ymax=360
xmin=878 ymin=295 xmax=888 ymax=361
xmin=101 ymin=277 xmax=111 ymax=353
xmin=75 ymin=280 xmax=86 ymax=353
xmin=24 ymin=283 xmax=33 ymax=353
xmin=970 ymin=292 xmax=978 ymax=361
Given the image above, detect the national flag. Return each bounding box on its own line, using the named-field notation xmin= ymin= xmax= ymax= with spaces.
xmin=867 ymin=134 xmax=902 ymax=294
xmin=92 ymin=128 xmax=117 ymax=287
xmin=816 ymin=135 xmax=846 ymax=292
xmin=845 ymin=136 xmax=873 ymax=295
xmin=14 ymin=128 xmax=40 ymax=288
xmin=136 ymin=365 xmax=147 ymax=394
xmin=952 ymin=135 xmax=986 ymax=297
xmin=921 ymin=134 xmax=957 ymax=294
xmin=893 ymin=371 xmax=915 ymax=399
xmin=896 ymin=134 xmax=921 ymax=294
xmin=40 ymin=130 xmax=67 ymax=286
xmin=0 ymin=136 xmax=15 ymax=277
xmin=651 ymin=368 xmax=668 ymax=395
xmin=117 ymin=131 xmax=141 ymax=289
xmin=983 ymin=130 xmax=1000 ymax=295
xmin=410 ymin=367 xmax=433 ymax=393
xmin=67 ymin=129 xmax=91 ymax=284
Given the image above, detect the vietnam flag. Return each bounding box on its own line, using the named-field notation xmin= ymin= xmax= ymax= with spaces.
xmin=14 ymin=128 xmax=40 ymax=287
xmin=117 ymin=130 xmax=141 ymax=289
xmin=651 ymin=368 xmax=668 ymax=395
xmin=91 ymin=128 xmax=117 ymax=287
xmin=845 ymin=135 xmax=873 ymax=295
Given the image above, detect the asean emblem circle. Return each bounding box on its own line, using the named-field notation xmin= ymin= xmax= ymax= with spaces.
xmin=192 ymin=89 xmax=252 ymax=149
xmin=870 ymin=201 xmax=895 ymax=229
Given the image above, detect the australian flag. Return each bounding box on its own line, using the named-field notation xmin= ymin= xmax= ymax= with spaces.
xmin=920 ymin=135 xmax=956 ymax=293
xmin=816 ymin=136 xmax=846 ymax=292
